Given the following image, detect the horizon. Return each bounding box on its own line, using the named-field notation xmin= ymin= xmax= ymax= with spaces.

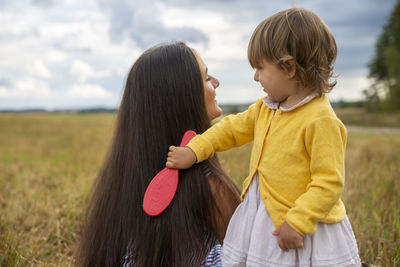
xmin=0 ymin=99 xmax=363 ymax=112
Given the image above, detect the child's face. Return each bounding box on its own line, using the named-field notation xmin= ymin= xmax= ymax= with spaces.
xmin=254 ymin=59 xmax=295 ymax=103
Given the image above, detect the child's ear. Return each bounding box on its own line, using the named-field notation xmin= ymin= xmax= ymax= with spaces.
xmin=284 ymin=60 xmax=296 ymax=79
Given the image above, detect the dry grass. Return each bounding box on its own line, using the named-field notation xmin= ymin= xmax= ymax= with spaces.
xmin=0 ymin=114 xmax=115 ymax=266
xmin=334 ymin=107 xmax=400 ymax=127
xmin=0 ymin=113 xmax=399 ymax=266
xmin=343 ymin=133 xmax=400 ymax=266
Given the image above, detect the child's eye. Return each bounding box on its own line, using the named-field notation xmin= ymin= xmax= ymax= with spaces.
xmin=206 ymin=76 xmax=211 ymax=81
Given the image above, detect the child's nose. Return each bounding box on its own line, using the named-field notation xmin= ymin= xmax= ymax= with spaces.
xmin=254 ymin=70 xmax=259 ymax=82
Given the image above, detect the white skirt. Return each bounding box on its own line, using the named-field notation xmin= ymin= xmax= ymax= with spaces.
xmin=222 ymin=174 xmax=361 ymax=267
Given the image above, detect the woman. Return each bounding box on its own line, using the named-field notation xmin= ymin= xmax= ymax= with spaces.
xmin=76 ymin=42 xmax=241 ymax=267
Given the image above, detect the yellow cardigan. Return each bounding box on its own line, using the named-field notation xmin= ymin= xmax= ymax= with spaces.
xmin=187 ymin=95 xmax=347 ymax=236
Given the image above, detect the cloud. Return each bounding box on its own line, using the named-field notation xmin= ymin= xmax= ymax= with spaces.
xmin=45 ymin=50 xmax=68 ymax=62
xmin=31 ymin=0 xmax=55 ymax=8
xmin=0 ymin=79 xmax=51 ymax=98
xmin=70 ymin=59 xmax=95 ymax=82
xmin=67 ymin=84 xmax=113 ymax=99
xmin=69 ymin=58 xmax=127 ymax=83
xmin=0 ymin=0 xmax=398 ymax=109
xmin=30 ymin=60 xmax=52 ymax=79
xmin=0 ymin=81 xmax=117 ymax=109
xmin=0 ymin=0 xmax=25 ymax=8
xmin=158 ymin=3 xmax=252 ymax=61
xmin=97 ymin=0 xmax=209 ymax=49
xmin=314 ymin=0 xmax=397 ymax=72
xmin=331 ymin=70 xmax=373 ymax=101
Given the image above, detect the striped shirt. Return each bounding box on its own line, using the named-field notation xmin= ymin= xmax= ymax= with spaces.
xmin=123 ymin=244 xmax=222 ymax=267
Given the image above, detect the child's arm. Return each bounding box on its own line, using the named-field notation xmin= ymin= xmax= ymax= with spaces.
xmin=167 ymin=100 xmax=260 ymax=168
xmin=285 ymin=117 xmax=347 ymax=236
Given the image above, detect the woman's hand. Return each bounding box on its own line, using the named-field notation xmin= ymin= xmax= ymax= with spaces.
xmin=166 ymin=146 xmax=197 ymax=169
xmin=272 ymin=221 xmax=304 ymax=252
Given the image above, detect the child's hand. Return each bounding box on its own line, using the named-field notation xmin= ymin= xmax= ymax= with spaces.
xmin=272 ymin=221 xmax=303 ymax=252
xmin=166 ymin=146 xmax=197 ymax=169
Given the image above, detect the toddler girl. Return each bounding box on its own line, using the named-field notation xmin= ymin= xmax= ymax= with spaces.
xmin=167 ymin=8 xmax=361 ymax=267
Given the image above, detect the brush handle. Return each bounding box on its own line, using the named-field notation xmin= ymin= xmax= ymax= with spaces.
xmin=143 ymin=130 xmax=197 ymax=216
xmin=179 ymin=130 xmax=196 ymax=147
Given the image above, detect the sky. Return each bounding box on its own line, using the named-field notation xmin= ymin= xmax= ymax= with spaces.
xmin=0 ymin=0 xmax=397 ymax=110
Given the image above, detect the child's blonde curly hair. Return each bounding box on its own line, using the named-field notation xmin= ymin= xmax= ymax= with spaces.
xmin=248 ymin=8 xmax=337 ymax=94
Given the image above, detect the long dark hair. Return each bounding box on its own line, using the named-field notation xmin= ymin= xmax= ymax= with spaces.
xmin=77 ymin=42 xmax=239 ymax=267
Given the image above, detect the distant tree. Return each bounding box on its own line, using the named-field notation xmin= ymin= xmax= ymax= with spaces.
xmin=365 ymin=0 xmax=400 ymax=111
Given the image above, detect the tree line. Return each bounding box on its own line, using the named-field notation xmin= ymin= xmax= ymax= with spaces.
xmin=364 ymin=0 xmax=400 ymax=112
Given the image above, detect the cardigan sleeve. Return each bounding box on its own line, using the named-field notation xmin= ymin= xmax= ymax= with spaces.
xmin=187 ymin=100 xmax=258 ymax=163
xmin=285 ymin=116 xmax=347 ymax=236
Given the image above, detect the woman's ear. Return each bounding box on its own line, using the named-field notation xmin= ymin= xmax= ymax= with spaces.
xmin=284 ymin=60 xmax=296 ymax=79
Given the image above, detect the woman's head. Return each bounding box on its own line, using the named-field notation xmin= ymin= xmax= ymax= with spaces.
xmin=248 ymin=8 xmax=337 ymax=94
xmin=77 ymin=42 xmax=231 ymax=267
xmin=122 ymin=42 xmax=210 ymax=134
xmin=121 ymin=42 xmax=222 ymax=133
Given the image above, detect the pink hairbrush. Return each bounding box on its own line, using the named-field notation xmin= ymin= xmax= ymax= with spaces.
xmin=143 ymin=130 xmax=197 ymax=216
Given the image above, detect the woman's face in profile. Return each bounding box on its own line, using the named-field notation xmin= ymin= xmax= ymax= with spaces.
xmin=193 ymin=51 xmax=223 ymax=121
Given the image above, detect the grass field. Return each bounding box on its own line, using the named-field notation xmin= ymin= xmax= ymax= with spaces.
xmin=0 ymin=113 xmax=399 ymax=266
xmin=334 ymin=108 xmax=400 ymax=128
